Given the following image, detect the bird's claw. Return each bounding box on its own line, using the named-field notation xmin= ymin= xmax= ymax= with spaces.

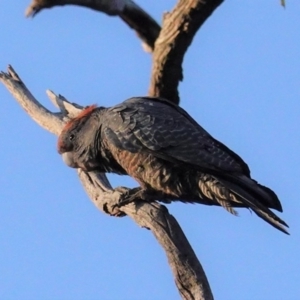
xmin=117 ymin=187 xmax=145 ymax=207
xmin=112 ymin=186 xmax=166 ymax=209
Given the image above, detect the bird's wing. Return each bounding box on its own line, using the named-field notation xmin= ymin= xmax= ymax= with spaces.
xmin=102 ymin=97 xmax=250 ymax=175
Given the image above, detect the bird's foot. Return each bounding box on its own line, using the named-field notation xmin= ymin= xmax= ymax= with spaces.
xmin=116 ymin=187 xmax=161 ymax=207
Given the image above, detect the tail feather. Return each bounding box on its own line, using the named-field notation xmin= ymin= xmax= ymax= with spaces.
xmin=251 ymin=207 xmax=289 ymax=235
xmin=217 ymin=176 xmax=289 ymax=234
xmin=228 ymin=174 xmax=283 ymax=212
xmin=257 ymin=183 xmax=283 ymax=212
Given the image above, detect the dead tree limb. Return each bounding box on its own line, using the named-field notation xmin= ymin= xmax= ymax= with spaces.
xmin=149 ymin=0 xmax=224 ymax=104
xmin=0 ymin=66 xmax=213 ymax=300
xmin=3 ymin=1 xmax=226 ymax=299
xmin=25 ymin=0 xmax=161 ymax=51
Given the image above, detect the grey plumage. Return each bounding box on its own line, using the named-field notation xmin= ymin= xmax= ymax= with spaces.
xmin=58 ymin=96 xmax=288 ymax=234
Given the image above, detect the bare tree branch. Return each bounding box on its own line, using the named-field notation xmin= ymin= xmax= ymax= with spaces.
xmin=149 ymin=0 xmax=224 ymax=104
xmin=0 ymin=66 xmax=213 ymax=300
xmin=0 ymin=65 xmax=63 ymax=134
xmin=25 ymin=0 xmax=224 ymax=103
xmin=25 ymin=0 xmax=160 ymax=51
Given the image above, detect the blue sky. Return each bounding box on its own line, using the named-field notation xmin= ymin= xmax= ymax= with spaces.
xmin=0 ymin=1 xmax=299 ymax=299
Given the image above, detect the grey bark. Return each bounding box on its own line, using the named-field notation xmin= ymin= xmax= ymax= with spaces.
xmin=25 ymin=0 xmax=160 ymax=51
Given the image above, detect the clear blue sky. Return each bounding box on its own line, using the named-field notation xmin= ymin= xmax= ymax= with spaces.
xmin=0 ymin=1 xmax=299 ymax=299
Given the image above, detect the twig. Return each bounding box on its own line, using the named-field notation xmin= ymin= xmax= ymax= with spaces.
xmin=0 ymin=65 xmax=63 ymax=134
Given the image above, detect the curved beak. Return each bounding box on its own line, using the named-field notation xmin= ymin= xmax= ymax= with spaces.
xmin=62 ymin=152 xmax=77 ymax=168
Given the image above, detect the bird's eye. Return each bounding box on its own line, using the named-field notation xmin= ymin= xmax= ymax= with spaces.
xmin=69 ymin=134 xmax=75 ymax=141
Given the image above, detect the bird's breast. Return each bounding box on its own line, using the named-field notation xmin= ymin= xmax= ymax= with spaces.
xmin=113 ymin=148 xmax=194 ymax=198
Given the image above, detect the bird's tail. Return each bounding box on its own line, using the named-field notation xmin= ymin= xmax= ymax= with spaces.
xmin=198 ymin=174 xmax=289 ymax=234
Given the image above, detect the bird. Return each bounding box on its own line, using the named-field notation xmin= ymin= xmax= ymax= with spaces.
xmin=57 ymin=96 xmax=288 ymax=234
